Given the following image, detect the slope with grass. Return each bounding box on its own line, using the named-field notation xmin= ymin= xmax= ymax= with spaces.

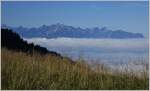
xmin=1 ymin=48 xmax=148 ymax=90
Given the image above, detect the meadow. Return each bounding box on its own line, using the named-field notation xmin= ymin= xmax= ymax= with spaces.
xmin=1 ymin=48 xmax=149 ymax=90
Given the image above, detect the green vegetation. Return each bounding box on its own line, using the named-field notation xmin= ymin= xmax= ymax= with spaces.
xmin=1 ymin=48 xmax=149 ymax=90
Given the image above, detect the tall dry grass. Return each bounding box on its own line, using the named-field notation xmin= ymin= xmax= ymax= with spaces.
xmin=1 ymin=48 xmax=149 ymax=90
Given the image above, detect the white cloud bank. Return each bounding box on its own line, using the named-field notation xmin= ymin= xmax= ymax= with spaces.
xmin=24 ymin=37 xmax=149 ymax=52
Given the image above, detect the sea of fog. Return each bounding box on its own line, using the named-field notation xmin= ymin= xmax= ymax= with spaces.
xmin=24 ymin=38 xmax=149 ymax=71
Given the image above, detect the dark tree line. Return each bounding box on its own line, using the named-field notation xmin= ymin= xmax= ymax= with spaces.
xmin=1 ymin=28 xmax=61 ymax=56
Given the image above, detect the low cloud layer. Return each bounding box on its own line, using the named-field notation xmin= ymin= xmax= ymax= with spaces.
xmin=24 ymin=38 xmax=149 ymax=53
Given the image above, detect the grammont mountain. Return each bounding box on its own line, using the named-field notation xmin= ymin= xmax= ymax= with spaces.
xmin=2 ymin=23 xmax=144 ymax=39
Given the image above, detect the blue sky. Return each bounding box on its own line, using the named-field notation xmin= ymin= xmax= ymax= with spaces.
xmin=1 ymin=1 xmax=149 ymax=37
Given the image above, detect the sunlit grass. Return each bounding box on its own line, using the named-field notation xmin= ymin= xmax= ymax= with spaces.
xmin=1 ymin=48 xmax=149 ymax=90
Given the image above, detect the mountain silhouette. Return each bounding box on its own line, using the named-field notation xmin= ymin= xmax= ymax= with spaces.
xmin=1 ymin=28 xmax=61 ymax=56
xmin=2 ymin=24 xmax=144 ymax=39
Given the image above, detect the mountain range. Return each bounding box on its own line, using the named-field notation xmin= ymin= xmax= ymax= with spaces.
xmin=1 ymin=23 xmax=144 ymax=39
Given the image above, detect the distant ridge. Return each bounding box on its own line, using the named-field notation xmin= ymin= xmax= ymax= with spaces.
xmin=1 ymin=24 xmax=144 ymax=39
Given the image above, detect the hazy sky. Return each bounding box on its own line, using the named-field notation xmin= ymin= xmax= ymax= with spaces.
xmin=1 ymin=1 xmax=149 ymax=37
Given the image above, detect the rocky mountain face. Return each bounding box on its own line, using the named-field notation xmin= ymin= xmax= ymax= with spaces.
xmin=2 ymin=23 xmax=144 ymax=39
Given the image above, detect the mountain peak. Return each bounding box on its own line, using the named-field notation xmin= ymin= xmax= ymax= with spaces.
xmin=51 ymin=23 xmax=65 ymax=27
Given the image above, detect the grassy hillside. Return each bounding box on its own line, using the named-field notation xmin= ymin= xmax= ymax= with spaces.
xmin=1 ymin=48 xmax=149 ymax=90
